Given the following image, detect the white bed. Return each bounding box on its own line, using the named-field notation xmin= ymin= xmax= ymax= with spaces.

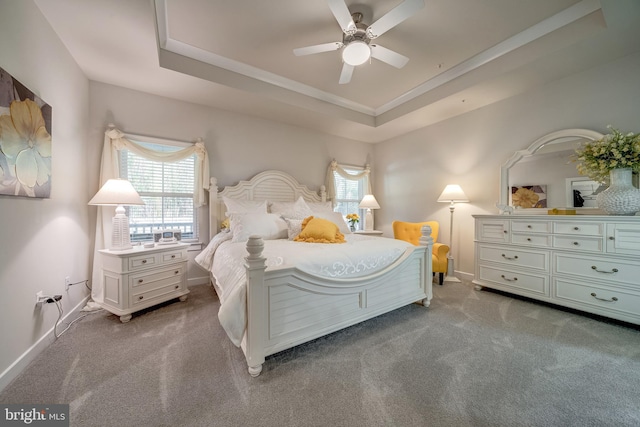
xmin=198 ymin=170 xmax=433 ymax=376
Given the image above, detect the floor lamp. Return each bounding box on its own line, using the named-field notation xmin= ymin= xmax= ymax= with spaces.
xmin=437 ymin=184 xmax=469 ymax=283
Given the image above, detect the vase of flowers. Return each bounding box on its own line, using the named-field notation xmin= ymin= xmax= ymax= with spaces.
xmin=346 ymin=213 xmax=359 ymax=231
xmin=574 ymin=126 xmax=640 ymax=215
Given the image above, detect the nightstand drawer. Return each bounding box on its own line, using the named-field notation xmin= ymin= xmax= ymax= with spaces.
xmin=130 ymin=282 xmax=184 ymax=307
xmin=128 ymin=254 xmax=157 ymax=270
xmin=130 ymin=265 xmax=184 ymax=288
xmin=161 ymin=249 xmax=185 ymax=263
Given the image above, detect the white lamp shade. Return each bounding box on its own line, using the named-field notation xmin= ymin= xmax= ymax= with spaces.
xmin=342 ymin=41 xmax=371 ymax=66
xmin=359 ymin=194 xmax=380 ymax=209
xmin=437 ymin=185 xmax=469 ymax=203
xmin=88 ymin=179 xmax=144 ymax=206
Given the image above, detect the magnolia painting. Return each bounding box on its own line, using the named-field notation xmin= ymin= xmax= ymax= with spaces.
xmin=0 ymin=67 xmax=52 ymax=198
xmin=511 ymin=185 xmax=547 ymax=208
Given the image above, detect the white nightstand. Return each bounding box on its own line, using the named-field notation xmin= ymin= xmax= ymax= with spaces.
xmin=354 ymin=230 xmax=383 ymax=236
xmin=98 ymin=242 xmax=190 ymax=322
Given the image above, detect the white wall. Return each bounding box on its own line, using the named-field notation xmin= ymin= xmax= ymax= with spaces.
xmin=0 ymin=0 xmax=90 ymax=388
xmin=374 ymin=52 xmax=640 ymax=278
xmin=87 ymin=82 xmax=374 ymax=284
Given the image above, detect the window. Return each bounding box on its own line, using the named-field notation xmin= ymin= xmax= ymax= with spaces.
xmin=119 ymin=140 xmax=198 ymax=242
xmin=332 ymin=166 xmax=367 ymax=219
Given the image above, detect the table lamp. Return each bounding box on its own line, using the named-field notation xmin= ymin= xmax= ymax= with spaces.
xmin=359 ymin=194 xmax=380 ymax=231
xmin=437 ymin=184 xmax=469 ymax=283
xmin=89 ymin=178 xmax=144 ymax=250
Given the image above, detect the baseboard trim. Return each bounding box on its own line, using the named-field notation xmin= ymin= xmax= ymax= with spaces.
xmin=0 ymin=294 xmax=91 ymax=392
xmin=188 ymin=276 xmax=209 ymax=287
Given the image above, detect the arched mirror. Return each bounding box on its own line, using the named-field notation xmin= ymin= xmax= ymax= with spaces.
xmin=499 ymin=129 xmax=604 ymax=213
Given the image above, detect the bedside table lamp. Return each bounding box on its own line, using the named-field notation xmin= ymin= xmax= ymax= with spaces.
xmin=359 ymin=194 xmax=380 ymax=231
xmin=437 ymin=184 xmax=469 ymax=283
xmin=89 ymin=178 xmax=144 ymax=251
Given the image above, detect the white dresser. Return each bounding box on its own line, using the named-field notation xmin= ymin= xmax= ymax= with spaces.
xmin=98 ymin=243 xmax=190 ymax=322
xmin=473 ymin=215 xmax=640 ymax=325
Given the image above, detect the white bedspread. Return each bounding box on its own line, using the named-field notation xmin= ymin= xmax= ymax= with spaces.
xmin=196 ymin=233 xmax=414 ymax=346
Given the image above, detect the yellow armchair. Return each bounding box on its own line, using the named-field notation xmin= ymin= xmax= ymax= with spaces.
xmin=392 ymin=220 xmax=449 ymax=285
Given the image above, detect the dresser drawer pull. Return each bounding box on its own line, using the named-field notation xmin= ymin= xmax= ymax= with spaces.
xmin=608 ymin=236 xmax=615 ymax=240
xmin=142 ymin=259 xmax=147 ymax=264
xmin=175 ymin=270 xmax=179 ymax=275
xmin=590 ymin=292 xmax=618 ymax=302
xmin=591 ymin=266 xmax=618 ymax=274
xmin=138 ymin=296 xmax=144 ymax=300
xmin=503 ymin=230 xmax=508 ymax=234
xmin=171 ymin=255 xmax=176 ymax=259
xmin=572 ymin=241 xmax=579 ymax=246
xmin=527 ymin=225 xmax=532 ymax=229
xmin=573 ymin=227 xmax=579 ymax=231
xmin=500 ymin=274 xmax=518 ymax=282
xmin=138 ymin=279 xmax=144 ymax=284
xmin=501 ymin=254 xmax=518 ymax=260
xmin=526 ymin=238 xmax=532 ymax=242
xmin=175 ymin=285 xmax=179 ymax=289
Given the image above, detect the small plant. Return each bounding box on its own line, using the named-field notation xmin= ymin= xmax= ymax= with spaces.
xmin=346 ymin=213 xmax=359 ymax=228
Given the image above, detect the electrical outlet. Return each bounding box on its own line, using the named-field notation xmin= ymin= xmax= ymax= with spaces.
xmin=35 ymin=291 xmax=46 ymax=305
xmin=65 ymin=276 xmax=71 ymax=291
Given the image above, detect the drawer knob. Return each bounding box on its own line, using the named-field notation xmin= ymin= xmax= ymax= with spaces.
xmin=501 ymin=254 xmax=518 ymax=260
xmin=608 ymin=236 xmax=615 ymax=241
xmin=590 ymin=292 xmax=618 ymax=302
xmin=138 ymin=279 xmax=144 ymax=284
xmin=573 ymin=242 xmax=579 ymax=246
xmin=142 ymin=260 xmax=147 ymax=264
xmin=573 ymin=227 xmax=579 ymax=231
xmin=175 ymin=285 xmax=179 ymax=289
xmin=500 ymin=274 xmax=518 ymax=282
xmin=503 ymin=230 xmax=507 ymax=234
xmin=175 ymin=270 xmax=179 ymax=275
xmin=138 ymin=296 xmax=144 ymax=300
xmin=526 ymin=238 xmax=532 ymax=242
xmin=527 ymin=225 xmax=532 ymax=229
xmin=591 ymin=265 xmax=618 ymax=274
xmin=171 ymin=255 xmax=176 ymax=259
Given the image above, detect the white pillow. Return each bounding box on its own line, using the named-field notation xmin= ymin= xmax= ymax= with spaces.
xmin=284 ymin=218 xmax=304 ymax=240
xmin=307 ymin=201 xmax=334 ymax=213
xmin=269 ymin=196 xmax=313 ymax=220
xmin=230 ymin=213 xmax=288 ymax=243
xmin=311 ymin=211 xmax=352 ymax=235
xmin=223 ymin=196 xmax=268 ymax=216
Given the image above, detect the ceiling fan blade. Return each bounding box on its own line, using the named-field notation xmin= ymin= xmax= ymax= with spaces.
xmin=339 ymin=63 xmax=354 ymax=84
xmin=293 ymin=42 xmax=343 ymax=56
xmin=328 ymin=0 xmax=356 ymax=34
xmin=366 ymin=0 xmax=424 ymax=39
xmin=370 ymin=45 xmax=409 ymax=69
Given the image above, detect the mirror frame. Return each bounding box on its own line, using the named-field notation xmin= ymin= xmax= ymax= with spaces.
xmin=500 ymin=128 xmax=603 ymax=213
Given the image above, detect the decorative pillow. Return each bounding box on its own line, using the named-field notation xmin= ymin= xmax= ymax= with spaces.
xmin=223 ymin=196 xmax=268 ymax=217
xmin=284 ymin=218 xmax=304 ymax=240
xmin=269 ymin=196 xmax=313 ymax=220
xmin=230 ymin=213 xmax=288 ymax=243
xmin=294 ymin=216 xmax=346 ymax=244
xmin=310 ymin=211 xmax=351 ymax=234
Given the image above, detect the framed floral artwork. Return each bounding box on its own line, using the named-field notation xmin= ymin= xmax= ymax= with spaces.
xmin=510 ymin=185 xmax=547 ymax=208
xmin=0 ymin=66 xmax=52 ymax=198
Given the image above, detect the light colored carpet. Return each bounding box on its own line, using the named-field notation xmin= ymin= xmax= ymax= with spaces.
xmin=1 ymin=281 xmax=639 ymax=427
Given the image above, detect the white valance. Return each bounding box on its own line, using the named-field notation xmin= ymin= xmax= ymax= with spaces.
xmin=325 ymin=159 xmax=372 ymax=201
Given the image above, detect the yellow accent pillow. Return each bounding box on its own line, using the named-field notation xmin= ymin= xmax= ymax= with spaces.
xmin=294 ymin=216 xmax=346 ymax=244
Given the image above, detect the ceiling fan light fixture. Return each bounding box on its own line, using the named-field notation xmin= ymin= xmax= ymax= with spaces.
xmin=342 ymin=41 xmax=370 ymax=66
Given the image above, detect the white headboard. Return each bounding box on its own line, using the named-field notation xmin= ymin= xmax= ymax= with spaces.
xmin=208 ymin=170 xmax=327 ymax=239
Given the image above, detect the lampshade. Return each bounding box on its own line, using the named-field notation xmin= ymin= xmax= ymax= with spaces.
xmin=359 ymin=194 xmax=381 ymax=209
xmin=342 ymin=41 xmax=371 ymax=66
xmin=88 ymin=179 xmax=144 ymax=206
xmin=437 ymin=185 xmax=469 ymax=203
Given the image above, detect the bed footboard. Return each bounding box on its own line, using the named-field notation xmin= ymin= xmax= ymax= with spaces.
xmin=241 ymin=226 xmax=434 ymax=377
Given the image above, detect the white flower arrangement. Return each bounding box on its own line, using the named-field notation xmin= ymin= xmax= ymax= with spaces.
xmin=573 ymin=126 xmax=640 ymax=183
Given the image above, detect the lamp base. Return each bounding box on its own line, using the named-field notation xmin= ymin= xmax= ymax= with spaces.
xmin=443 ymin=257 xmax=461 ymax=283
xmin=110 ymin=206 xmax=132 ymax=251
xmin=364 ymin=208 xmax=374 ymax=231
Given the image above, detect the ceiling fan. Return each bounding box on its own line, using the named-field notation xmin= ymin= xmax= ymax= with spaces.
xmin=293 ymin=0 xmax=424 ymax=84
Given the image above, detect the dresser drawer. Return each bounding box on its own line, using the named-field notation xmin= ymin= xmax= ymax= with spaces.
xmin=477 ymin=265 xmax=549 ymax=296
xmin=512 ymin=221 xmax=551 ymax=233
xmin=552 ymin=236 xmax=602 ymax=253
xmin=553 ymin=222 xmax=603 ymax=236
xmin=160 ymin=248 xmax=186 ymax=264
xmin=477 ymin=244 xmax=549 ymax=271
xmin=128 ymin=253 xmax=157 ymax=271
xmin=511 ymin=233 xmax=551 ymax=247
xmin=554 ymin=253 xmax=640 ymax=288
xmin=554 ymin=278 xmax=640 ymax=321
